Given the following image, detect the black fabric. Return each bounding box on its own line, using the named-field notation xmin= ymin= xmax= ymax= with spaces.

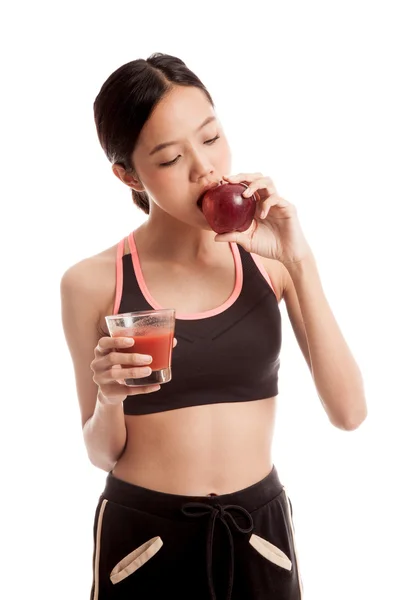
xmin=90 ymin=466 xmax=302 ymax=599
xmin=118 ymin=245 xmax=282 ymax=415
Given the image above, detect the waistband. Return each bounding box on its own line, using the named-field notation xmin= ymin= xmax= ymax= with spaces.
xmin=102 ymin=464 xmax=283 ymax=518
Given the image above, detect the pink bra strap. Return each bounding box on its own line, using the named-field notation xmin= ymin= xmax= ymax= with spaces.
xmin=250 ymin=253 xmax=277 ymax=299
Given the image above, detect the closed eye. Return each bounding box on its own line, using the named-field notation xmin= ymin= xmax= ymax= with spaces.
xmin=204 ymin=134 xmax=220 ymax=145
xmin=159 ymin=135 xmax=221 ymax=167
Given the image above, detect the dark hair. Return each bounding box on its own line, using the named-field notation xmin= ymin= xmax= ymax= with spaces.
xmin=93 ymin=53 xmax=214 ymax=214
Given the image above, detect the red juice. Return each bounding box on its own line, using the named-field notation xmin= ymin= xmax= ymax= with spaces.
xmin=116 ymin=330 xmax=173 ymax=371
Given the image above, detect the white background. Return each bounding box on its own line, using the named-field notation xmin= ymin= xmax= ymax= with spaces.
xmin=1 ymin=1 xmax=399 ymax=598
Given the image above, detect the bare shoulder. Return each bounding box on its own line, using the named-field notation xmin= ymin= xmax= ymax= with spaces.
xmin=60 ymin=242 xmax=120 ymax=428
xmin=60 ymin=243 xmax=118 ymax=314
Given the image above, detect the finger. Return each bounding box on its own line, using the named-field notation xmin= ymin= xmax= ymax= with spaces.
xmin=214 ymin=220 xmax=258 ymax=251
xmin=95 ymin=336 xmax=134 ymax=357
xmin=242 ymin=178 xmax=277 ymax=200
xmin=222 ymin=172 xmax=263 ymax=184
xmin=94 ymin=361 xmax=153 ymax=386
xmin=111 ymin=351 xmax=153 ymax=365
xmin=93 ymin=351 xmax=153 ymax=379
xmin=173 ymin=337 xmax=178 ymax=348
xmin=110 ymin=365 xmax=153 ymax=382
xmin=258 ymin=194 xmax=290 ymax=219
xmin=214 ymin=230 xmax=252 ymax=253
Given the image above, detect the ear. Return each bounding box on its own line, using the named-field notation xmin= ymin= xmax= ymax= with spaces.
xmin=112 ymin=163 xmax=145 ymax=193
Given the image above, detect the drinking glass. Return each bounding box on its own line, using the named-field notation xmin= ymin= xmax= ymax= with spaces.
xmin=105 ymin=309 xmax=176 ymax=386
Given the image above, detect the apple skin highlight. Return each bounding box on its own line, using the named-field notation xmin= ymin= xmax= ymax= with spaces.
xmin=199 ymin=182 xmax=257 ymax=234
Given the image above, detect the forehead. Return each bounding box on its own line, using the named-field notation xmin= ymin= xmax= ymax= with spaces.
xmin=138 ymin=86 xmax=215 ymax=148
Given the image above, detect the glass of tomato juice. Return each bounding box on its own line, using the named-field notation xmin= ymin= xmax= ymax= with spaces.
xmin=105 ymin=309 xmax=176 ymax=386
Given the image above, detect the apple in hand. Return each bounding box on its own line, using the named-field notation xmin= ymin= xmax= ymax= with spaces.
xmin=199 ymin=182 xmax=257 ymax=234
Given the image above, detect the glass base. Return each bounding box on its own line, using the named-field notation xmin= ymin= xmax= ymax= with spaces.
xmin=125 ymin=367 xmax=172 ymax=387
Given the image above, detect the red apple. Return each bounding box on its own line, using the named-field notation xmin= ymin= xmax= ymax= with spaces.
xmin=199 ymin=182 xmax=257 ymax=234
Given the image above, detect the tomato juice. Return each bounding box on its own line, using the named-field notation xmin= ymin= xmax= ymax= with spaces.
xmin=115 ymin=329 xmax=173 ymax=371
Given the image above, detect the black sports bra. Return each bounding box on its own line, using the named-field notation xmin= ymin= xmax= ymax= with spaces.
xmin=113 ymin=231 xmax=282 ymax=415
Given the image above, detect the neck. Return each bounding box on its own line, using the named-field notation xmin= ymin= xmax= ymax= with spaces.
xmin=135 ymin=210 xmax=229 ymax=265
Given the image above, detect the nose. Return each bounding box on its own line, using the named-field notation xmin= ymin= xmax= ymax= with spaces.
xmin=189 ymin=149 xmax=215 ymax=182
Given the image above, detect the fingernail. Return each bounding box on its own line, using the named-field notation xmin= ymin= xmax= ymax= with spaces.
xmin=142 ymin=355 xmax=152 ymax=363
xmin=123 ymin=338 xmax=134 ymax=344
xmin=243 ymin=189 xmax=252 ymax=197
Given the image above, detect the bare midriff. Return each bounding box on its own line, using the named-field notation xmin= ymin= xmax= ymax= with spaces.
xmin=112 ymin=396 xmax=277 ymax=495
xmin=104 ymin=233 xmax=282 ymax=496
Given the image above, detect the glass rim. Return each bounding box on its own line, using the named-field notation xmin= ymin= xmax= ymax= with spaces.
xmin=105 ymin=308 xmax=176 ymax=322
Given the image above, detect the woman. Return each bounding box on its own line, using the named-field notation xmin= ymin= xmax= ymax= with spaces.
xmin=61 ymin=53 xmax=367 ymax=599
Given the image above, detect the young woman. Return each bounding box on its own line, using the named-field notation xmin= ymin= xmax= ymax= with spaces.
xmin=61 ymin=53 xmax=367 ymax=600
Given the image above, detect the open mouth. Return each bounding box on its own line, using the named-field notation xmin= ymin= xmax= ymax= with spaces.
xmin=197 ymin=193 xmax=205 ymax=210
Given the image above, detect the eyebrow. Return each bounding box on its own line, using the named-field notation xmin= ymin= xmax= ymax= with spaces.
xmin=149 ymin=116 xmax=217 ymax=156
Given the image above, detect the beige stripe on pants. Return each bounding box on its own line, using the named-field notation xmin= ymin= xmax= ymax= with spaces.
xmin=283 ymin=487 xmax=304 ymax=598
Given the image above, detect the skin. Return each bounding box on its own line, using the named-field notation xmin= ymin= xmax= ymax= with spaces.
xmin=61 ymin=85 xmax=302 ymax=495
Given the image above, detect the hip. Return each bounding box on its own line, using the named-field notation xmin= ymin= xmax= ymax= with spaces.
xmin=90 ymin=464 xmax=304 ymax=599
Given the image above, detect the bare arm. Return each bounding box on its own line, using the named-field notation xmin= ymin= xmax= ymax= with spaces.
xmin=60 ymin=259 xmax=127 ymax=470
xmin=61 ymin=255 xmax=164 ymax=471
xmin=83 ymin=392 xmax=127 ymax=472
xmin=282 ymin=254 xmax=367 ymax=430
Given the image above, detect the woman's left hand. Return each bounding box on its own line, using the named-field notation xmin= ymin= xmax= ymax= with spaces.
xmin=214 ymin=173 xmax=313 ymax=265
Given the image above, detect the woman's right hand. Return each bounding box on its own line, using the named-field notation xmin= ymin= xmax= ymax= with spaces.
xmin=91 ymin=336 xmax=174 ymax=405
